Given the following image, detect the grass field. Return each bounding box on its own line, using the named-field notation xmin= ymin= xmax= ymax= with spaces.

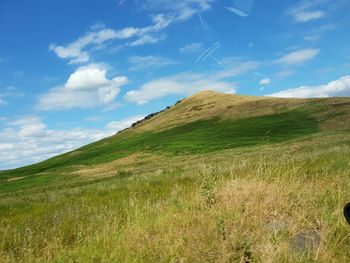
xmin=1 ymin=92 xmax=350 ymax=262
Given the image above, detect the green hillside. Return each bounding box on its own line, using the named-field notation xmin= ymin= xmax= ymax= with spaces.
xmin=1 ymin=91 xmax=350 ymax=262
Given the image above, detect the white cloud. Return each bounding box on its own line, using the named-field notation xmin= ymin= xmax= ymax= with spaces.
xmin=214 ymin=59 xmax=259 ymax=79
xmin=276 ymin=48 xmax=320 ymax=65
xmin=106 ymin=115 xmax=145 ymax=131
xmin=124 ymin=58 xmax=258 ymax=104
xmin=303 ymin=24 xmax=336 ymax=42
xmin=85 ymin=116 xmax=103 ymax=122
xmin=128 ymin=55 xmax=176 ymax=71
xmin=129 ymin=34 xmax=166 ymax=47
xmin=0 ymin=87 xmax=23 ymax=106
xmin=0 ymin=114 xmax=146 ymax=170
xmin=140 ymin=0 xmax=213 ymax=21
xmin=288 ymin=0 xmax=326 ymax=23
xmin=10 ymin=116 xmax=47 ymax=137
xmin=179 ymin=42 xmax=203 ymax=53
xmin=0 ymin=143 xmax=14 ymax=151
xmin=124 ymin=72 xmax=236 ymax=104
xmin=291 ymin=10 xmax=325 ymax=23
xmin=259 ymin=78 xmax=271 ymax=85
xmin=49 ymin=14 xmax=172 ymax=64
xmin=225 ymin=6 xmax=249 ymax=17
xmin=37 ymin=65 xmax=128 ymax=110
xmin=268 ymin=75 xmax=350 ymax=98
xmin=50 ymin=1 xmax=214 ymax=64
xmin=65 ymin=65 xmax=109 ymax=90
xmin=276 ymin=69 xmax=295 ymax=78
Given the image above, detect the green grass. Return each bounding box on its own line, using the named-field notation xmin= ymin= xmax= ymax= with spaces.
xmin=1 ymin=133 xmax=350 ymax=262
xmin=0 ymin=109 xmax=319 ymax=182
xmin=1 ymin=97 xmax=350 ymax=262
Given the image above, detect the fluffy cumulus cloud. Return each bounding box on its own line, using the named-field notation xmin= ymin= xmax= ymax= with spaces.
xmin=268 ymin=75 xmax=350 ymax=98
xmin=37 ymin=64 xmax=128 ymax=110
xmin=0 ymin=115 xmax=145 ymax=170
xmin=276 ymin=48 xmax=320 ymax=65
xmin=65 ymin=66 xmax=109 ymax=90
xmin=124 ymin=72 xmax=236 ymax=104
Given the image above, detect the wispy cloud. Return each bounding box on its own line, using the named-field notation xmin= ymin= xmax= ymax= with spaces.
xmin=37 ymin=64 xmax=128 ymax=110
xmin=287 ymin=0 xmax=326 ymax=23
xmin=124 ymin=56 xmax=258 ymax=104
xmin=106 ymin=115 xmax=145 ymax=131
xmin=50 ymin=1 xmax=214 ymax=64
xmin=268 ymin=75 xmax=350 ymax=98
xmin=129 ymin=34 xmax=166 ymax=47
xmin=275 ymin=48 xmax=320 ymax=65
xmin=225 ymin=0 xmax=254 ymax=17
xmin=179 ymin=42 xmax=203 ymax=53
xmin=124 ymin=72 xmax=236 ymax=104
xmin=85 ymin=116 xmax=103 ymax=122
xmin=275 ymin=69 xmax=295 ymax=78
xmin=0 ymin=86 xmax=24 ymax=106
xmin=225 ymin=6 xmax=249 ymax=17
xmin=303 ymin=24 xmax=336 ymax=42
xmin=259 ymin=78 xmax=271 ymax=85
xmin=128 ymin=55 xmax=177 ymax=71
xmin=49 ymin=14 xmax=172 ymax=64
xmin=139 ymin=0 xmax=213 ymax=21
xmin=0 ymin=98 xmax=7 ymax=106
xmin=214 ymin=58 xmax=259 ymax=79
xmin=124 ymin=58 xmax=259 ymax=105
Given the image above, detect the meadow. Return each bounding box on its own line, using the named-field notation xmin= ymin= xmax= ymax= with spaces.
xmin=1 ymin=92 xmax=350 ymax=262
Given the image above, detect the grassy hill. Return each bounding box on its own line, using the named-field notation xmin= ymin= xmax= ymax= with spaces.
xmin=1 ymin=91 xmax=350 ymax=262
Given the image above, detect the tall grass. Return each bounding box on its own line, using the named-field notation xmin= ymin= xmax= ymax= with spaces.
xmin=1 ymin=133 xmax=350 ymax=262
xmin=1 ymin=109 xmax=319 ymax=181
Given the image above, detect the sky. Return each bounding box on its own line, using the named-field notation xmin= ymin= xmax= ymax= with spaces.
xmin=0 ymin=0 xmax=350 ymax=170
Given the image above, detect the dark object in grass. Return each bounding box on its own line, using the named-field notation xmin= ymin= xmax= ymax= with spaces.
xmin=344 ymin=202 xmax=350 ymax=224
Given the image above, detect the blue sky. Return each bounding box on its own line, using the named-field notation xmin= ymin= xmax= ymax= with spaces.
xmin=0 ymin=0 xmax=350 ymax=169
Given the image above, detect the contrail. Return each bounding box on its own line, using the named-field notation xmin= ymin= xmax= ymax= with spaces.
xmin=196 ymin=42 xmax=220 ymax=63
xmin=198 ymin=14 xmax=205 ymax=28
xmin=210 ymin=54 xmax=223 ymax=65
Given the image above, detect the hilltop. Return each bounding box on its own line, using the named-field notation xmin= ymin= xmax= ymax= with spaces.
xmin=1 ymin=91 xmax=350 ymax=262
xmin=1 ymin=91 xmax=349 ymax=186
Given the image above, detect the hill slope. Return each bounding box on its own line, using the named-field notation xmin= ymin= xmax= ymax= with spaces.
xmin=1 ymin=91 xmax=350 ymax=262
xmin=1 ymin=91 xmax=349 ymax=186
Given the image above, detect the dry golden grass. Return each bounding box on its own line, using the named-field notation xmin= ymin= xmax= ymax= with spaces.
xmin=1 ymin=133 xmax=350 ymax=262
xmin=70 ymin=153 xmax=154 ymax=178
xmin=118 ymin=91 xmax=349 ymax=136
xmin=6 ymin=176 xmax=25 ymax=182
xmin=1 ymin=92 xmax=350 ymax=262
xmin=134 ymin=91 xmax=307 ymax=132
